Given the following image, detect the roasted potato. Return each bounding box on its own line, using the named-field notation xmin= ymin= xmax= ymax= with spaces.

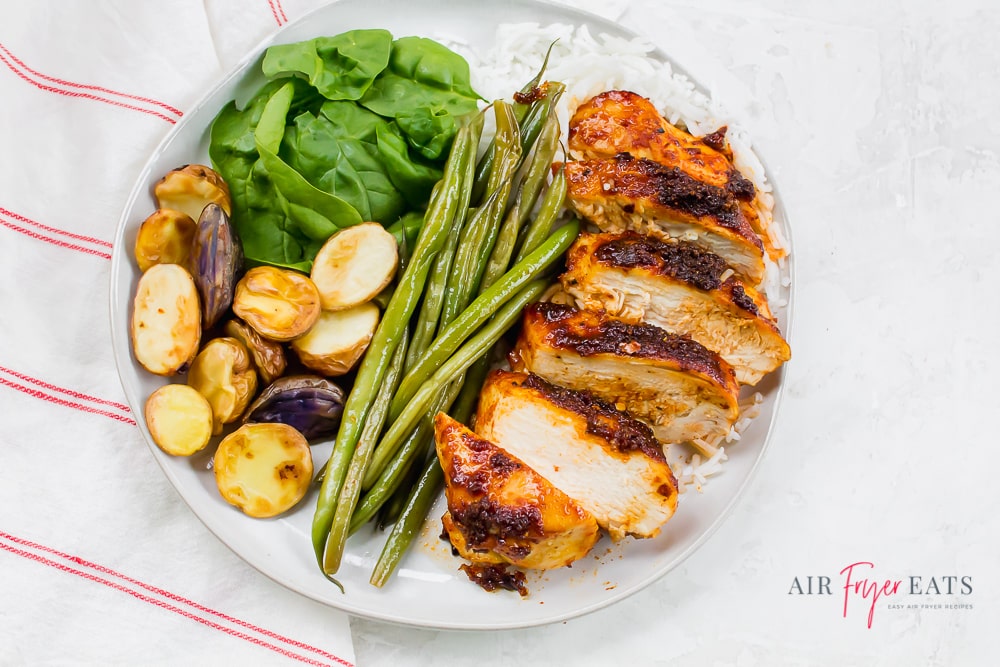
xmin=310 ymin=222 xmax=398 ymax=311
xmin=223 ymin=319 xmax=287 ymax=384
xmin=192 ymin=204 xmax=243 ymax=328
xmin=290 ymin=302 xmax=379 ymax=376
xmin=187 ymin=337 xmax=258 ymax=435
xmin=133 ymin=209 xmax=197 ymax=272
xmin=153 ymin=164 xmax=232 ymax=225
xmin=130 ymin=263 xmax=201 ymax=375
xmin=144 ymin=384 xmax=214 ymax=456
xmin=233 ymin=266 xmax=321 ymax=342
xmin=213 ymin=422 xmax=313 ymax=518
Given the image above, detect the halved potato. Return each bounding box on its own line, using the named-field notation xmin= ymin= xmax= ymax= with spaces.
xmin=153 ymin=164 xmax=232 ymax=225
xmin=134 ymin=209 xmax=197 ymax=272
xmin=130 ymin=263 xmax=201 ymax=375
xmin=233 ymin=266 xmax=321 ymax=342
xmin=213 ymin=422 xmax=313 ymax=518
xmin=187 ymin=337 xmax=258 ymax=435
xmin=290 ymin=302 xmax=379 ymax=376
xmin=310 ymin=222 xmax=398 ymax=311
xmin=144 ymin=384 xmax=213 ymax=456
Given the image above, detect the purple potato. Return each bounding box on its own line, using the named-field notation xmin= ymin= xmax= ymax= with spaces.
xmin=192 ymin=203 xmax=242 ymax=328
xmin=243 ymin=375 xmax=344 ymax=441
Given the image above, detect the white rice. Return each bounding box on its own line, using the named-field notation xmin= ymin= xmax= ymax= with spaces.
xmin=442 ymin=23 xmax=788 ymax=491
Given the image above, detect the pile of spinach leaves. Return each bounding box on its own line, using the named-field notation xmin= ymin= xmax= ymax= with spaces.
xmin=209 ymin=29 xmax=481 ymax=272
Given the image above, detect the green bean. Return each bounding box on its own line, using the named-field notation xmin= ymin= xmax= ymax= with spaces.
xmin=321 ymin=326 xmax=409 ymax=574
xmin=471 ymin=58 xmax=562 ymax=202
xmin=514 ymin=164 xmax=568 ymax=264
xmin=310 ymin=119 xmax=478 ymax=570
xmin=483 ymin=108 xmax=563 ymax=290
xmin=351 ymin=378 xmax=462 ymax=529
xmin=404 ymin=138 xmax=477 ymax=371
xmin=375 ymin=452 xmax=425 ymax=531
xmin=444 ymin=103 xmax=521 ymax=322
xmin=389 ymin=220 xmax=580 ymax=421
xmin=363 ymin=279 xmax=548 ymax=489
xmin=369 ymin=456 xmax=444 ymax=587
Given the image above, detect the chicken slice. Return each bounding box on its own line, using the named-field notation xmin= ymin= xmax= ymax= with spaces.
xmin=569 ymin=90 xmax=755 ymax=202
xmin=565 ymin=153 xmax=766 ymax=284
xmin=568 ymin=89 xmax=782 ymax=259
xmin=512 ymin=302 xmax=739 ymax=445
xmin=475 ymin=370 xmax=678 ymax=541
xmin=560 ymin=232 xmax=790 ymax=385
xmin=435 ymin=412 xmax=600 ymax=570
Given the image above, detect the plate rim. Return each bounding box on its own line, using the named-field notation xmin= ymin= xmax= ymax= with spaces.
xmin=108 ymin=0 xmax=795 ymax=630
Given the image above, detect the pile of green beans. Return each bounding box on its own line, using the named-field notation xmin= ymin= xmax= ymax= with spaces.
xmin=310 ymin=73 xmax=573 ymax=587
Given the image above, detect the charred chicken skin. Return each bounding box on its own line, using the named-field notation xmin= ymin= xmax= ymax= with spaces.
xmin=512 ymin=302 xmax=739 ymax=445
xmin=568 ymin=89 xmax=781 ymax=259
xmin=564 ymin=153 xmax=766 ymax=284
xmin=475 ymin=370 xmax=679 ymax=541
xmin=561 ymin=232 xmax=790 ymax=385
xmin=435 ymin=413 xmax=600 ymax=570
xmin=569 ymin=90 xmax=755 ymax=202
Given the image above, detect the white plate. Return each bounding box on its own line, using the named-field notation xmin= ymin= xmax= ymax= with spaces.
xmin=110 ymin=0 xmax=793 ymax=630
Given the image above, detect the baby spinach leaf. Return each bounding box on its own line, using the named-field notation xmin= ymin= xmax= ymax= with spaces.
xmin=395 ymin=106 xmax=456 ymax=162
xmin=375 ymin=122 xmax=442 ymax=206
xmin=360 ymin=36 xmax=480 ymax=159
xmin=262 ymin=29 xmax=392 ymax=101
xmin=280 ymin=108 xmax=405 ymax=223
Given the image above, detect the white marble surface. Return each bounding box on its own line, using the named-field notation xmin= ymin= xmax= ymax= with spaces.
xmin=351 ymin=0 xmax=999 ymax=664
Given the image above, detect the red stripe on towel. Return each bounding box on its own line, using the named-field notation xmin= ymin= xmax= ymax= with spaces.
xmin=0 ymin=42 xmax=183 ymax=117
xmin=0 ymin=49 xmax=177 ymax=124
xmin=0 ymin=534 xmax=351 ymax=667
xmin=268 ymin=0 xmax=286 ymax=26
xmin=0 ymin=216 xmax=113 ymax=259
xmin=0 ymin=206 xmax=113 ymax=248
xmin=0 ymin=377 xmax=137 ymax=426
xmin=0 ymin=366 xmax=131 ymax=413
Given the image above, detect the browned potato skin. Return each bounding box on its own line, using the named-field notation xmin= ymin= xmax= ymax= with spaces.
xmin=187 ymin=337 xmax=258 ymax=435
xmin=153 ymin=165 xmax=232 ymax=224
xmin=290 ymin=304 xmax=378 ymax=377
xmin=130 ymin=263 xmax=201 ymax=376
xmin=144 ymin=384 xmax=214 ymax=456
xmin=224 ymin=319 xmax=287 ymax=384
xmin=213 ymin=423 xmax=313 ymax=518
xmin=233 ymin=266 xmax=321 ymax=342
xmin=134 ymin=209 xmax=197 ymax=272
xmin=310 ymin=222 xmax=398 ymax=311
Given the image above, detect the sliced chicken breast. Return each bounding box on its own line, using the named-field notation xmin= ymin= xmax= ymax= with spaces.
xmin=565 ymin=153 xmax=766 ymax=284
xmin=560 ymin=232 xmax=790 ymax=385
xmin=475 ymin=370 xmax=678 ymax=541
xmin=512 ymin=302 xmax=739 ymax=445
xmin=569 ymin=90 xmax=755 ymax=202
xmin=435 ymin=412 xmax=600 ymax=570
xmin=568 ymin=89 xmax=781 ymax=259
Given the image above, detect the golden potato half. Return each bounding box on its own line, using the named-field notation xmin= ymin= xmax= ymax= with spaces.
xmin=144 ymin=384 xmax=213 ymax=456
xmin=134 ymin=209 xmax=196 ymax=273
xmin=233 ymin=266 xmax=321 ymax=342
xmin=187 ymin=337 xmax=258 ymax=435
xmin=311 ymin=222 xmax=398 ymax=311
xmin=130 ymin=263 xmax=201 ymax=376
xmin=213 ymin=423 xmax=313 ymax=518
xmin=291 ymin=303 xmax=379 ymax=376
